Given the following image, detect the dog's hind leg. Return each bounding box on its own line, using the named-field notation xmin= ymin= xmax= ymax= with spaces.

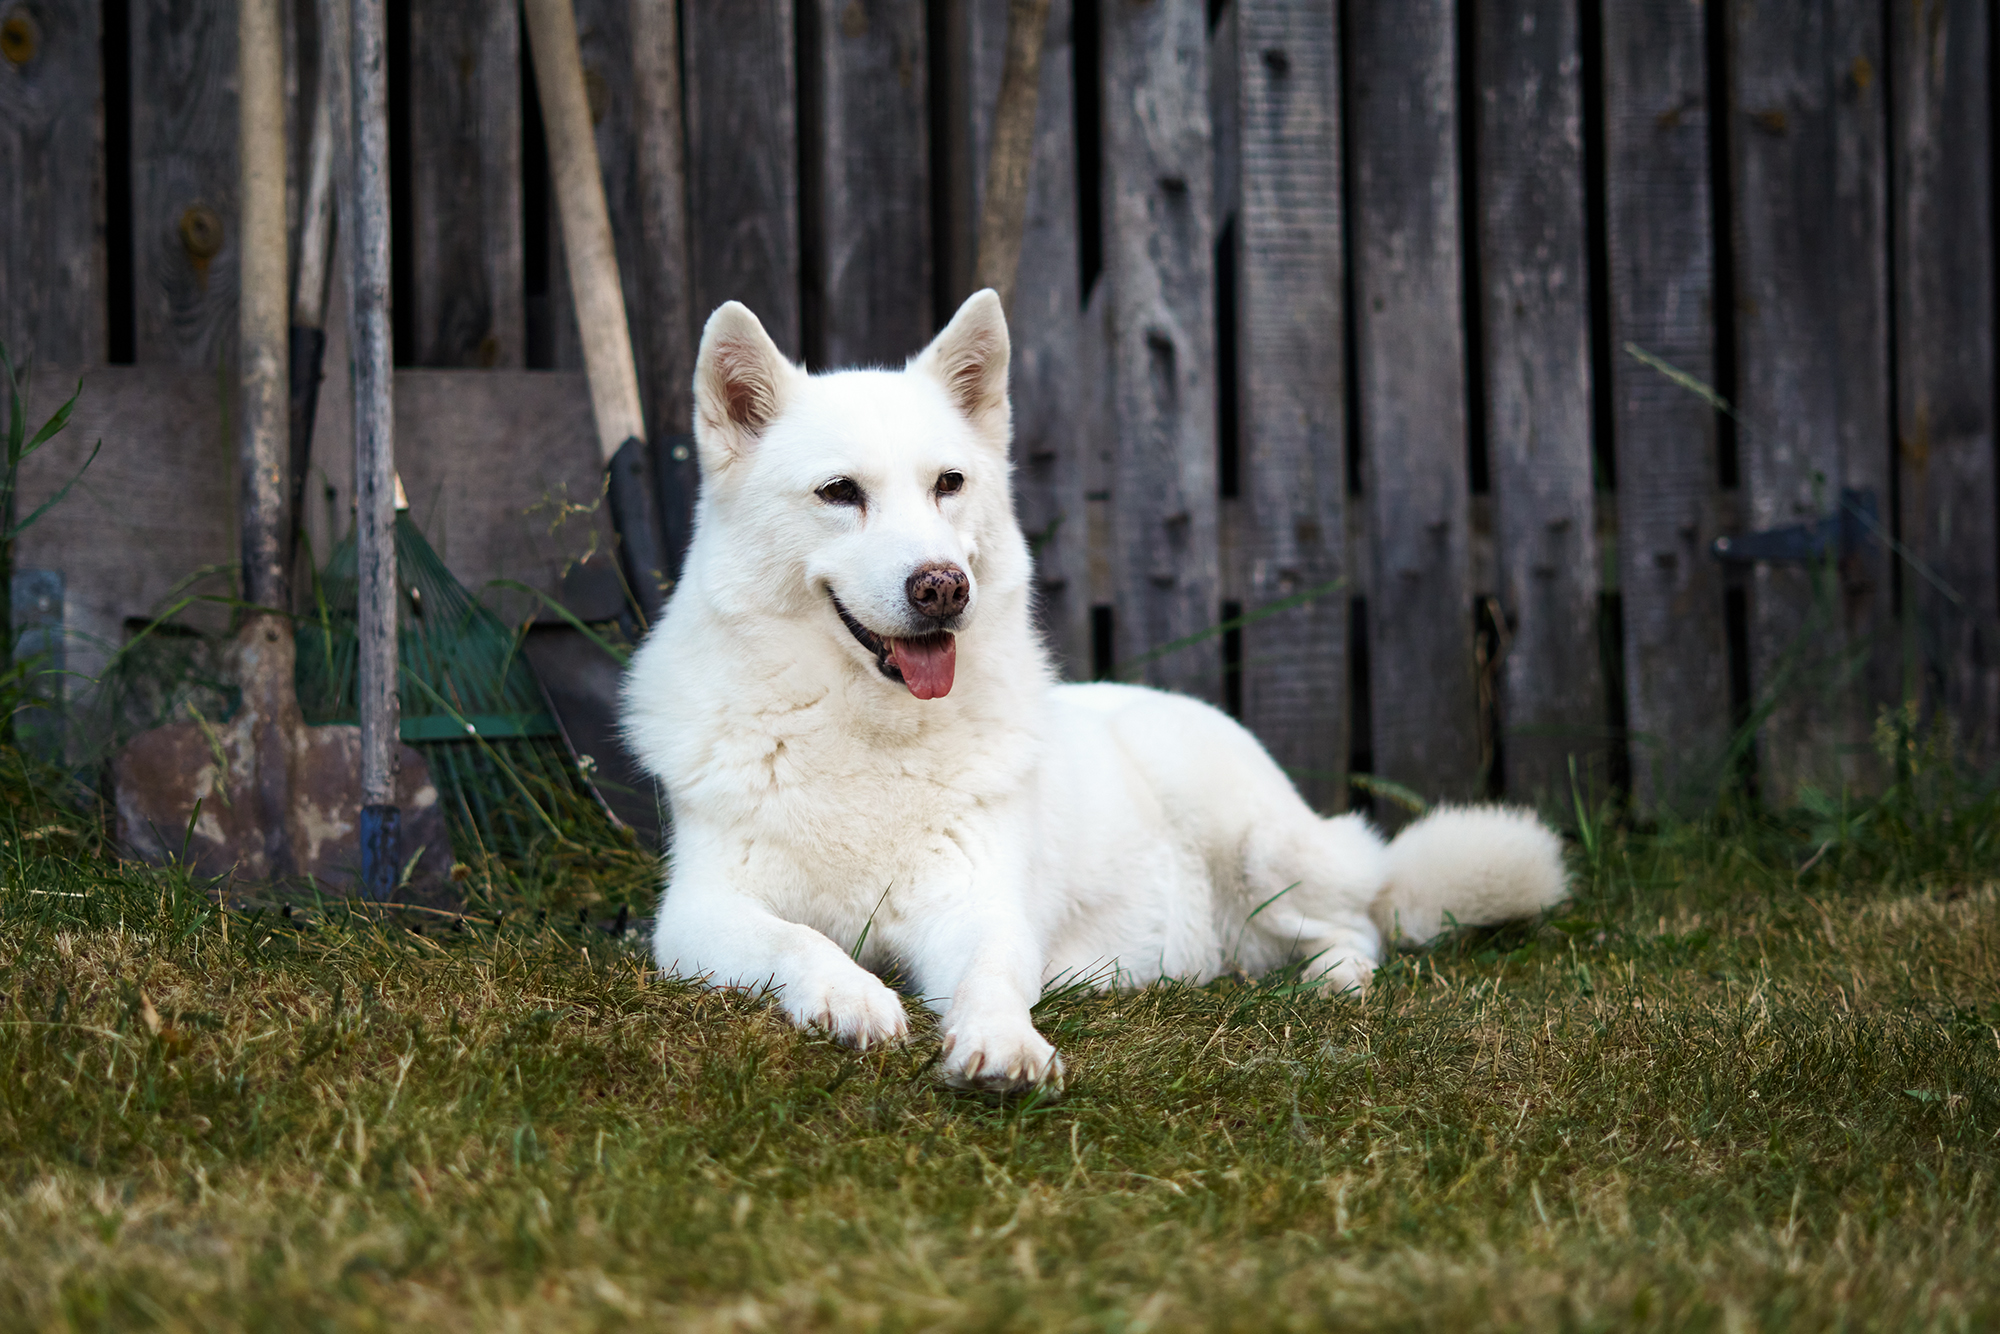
xmin=653 ymin=879 xmax=910 ymax=1049
xmin=1234 ymin=811 xmax=1390 ymax=993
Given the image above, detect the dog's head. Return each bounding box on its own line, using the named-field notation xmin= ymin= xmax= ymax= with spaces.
xmin=686 ymin=290 xmax=1022 ymax=701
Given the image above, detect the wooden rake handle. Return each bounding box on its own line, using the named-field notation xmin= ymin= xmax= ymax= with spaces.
xmin=524 ymin=0 xmax=666 ymax=620
xmin=524 ymin=0 xmax=647 ymax=459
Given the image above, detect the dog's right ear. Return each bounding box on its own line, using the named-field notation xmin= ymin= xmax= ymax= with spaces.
xmin=692 ymin=301 xmax=797 ymax=472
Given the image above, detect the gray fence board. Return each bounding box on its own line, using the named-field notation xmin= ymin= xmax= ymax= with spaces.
xmin=408 ymin=0 xmax=522 ymax=367
xmin=1346 ymin=0 xmax=1475 ymax=801
xmin=130 ymin=0 xmax=239 ymax=368
xmin=1731 ymin=1 xmax=1892 ymax=802
xmin=1601 ymin=0 xmax=1729 ymax=810
xmin=1892 ymin=0 xmax=1998 ymax=770
xmin=1102 ymin=0 xmax=1219 ymax=702
xmin=804 ymin=0 xmax=931 ymax=368
xmin=1473 ymin=0 xmax=1601 ymax=803
xmin=1232 ymin=0 xmax=1347 ymax=810
xmin=683 ymin=0 xmax=801 ymax=357
xmin=0 ymin=0 xmax=105 ymax=366
xmin=630 ymin=0 xmax=695 ymax=436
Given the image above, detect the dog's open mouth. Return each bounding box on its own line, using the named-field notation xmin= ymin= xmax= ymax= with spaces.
xmin=831 ymin=594 xmax=957 ymax=700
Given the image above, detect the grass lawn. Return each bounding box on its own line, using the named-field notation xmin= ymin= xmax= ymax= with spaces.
xmin=2 ymin=753 xmax=1998 ymax=1332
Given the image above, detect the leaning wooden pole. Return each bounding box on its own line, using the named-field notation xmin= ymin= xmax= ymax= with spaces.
xmin=524 ymin=0 xmax=666 ymax=621
xmin=349 ymin=0 xmax=399 ymax=895
xmin=972 ymin=0 xmax=1055 ymax=315
xmin=238 ymin=0 xmax=289 ymax=614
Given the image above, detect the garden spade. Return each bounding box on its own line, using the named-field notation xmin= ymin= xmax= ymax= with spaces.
xmin=111 ymin=0 xmax=450 ymax=897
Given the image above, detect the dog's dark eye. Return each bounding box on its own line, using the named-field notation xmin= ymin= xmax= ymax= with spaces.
xmin=936 ymin=471 xmax=965 ymax=496
xmin=816 ymin=478 xmax=863 ymax=507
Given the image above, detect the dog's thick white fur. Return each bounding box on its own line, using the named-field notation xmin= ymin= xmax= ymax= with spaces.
xmin=622 ymin=291 xmax=1569 ymax=1091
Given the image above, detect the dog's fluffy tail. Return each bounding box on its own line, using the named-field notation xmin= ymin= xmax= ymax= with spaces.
xmin=1370 ymin=804 xmax=1569 ymax=948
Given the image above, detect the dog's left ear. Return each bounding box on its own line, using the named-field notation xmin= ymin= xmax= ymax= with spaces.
xmin=912 ymin=289 xmax=1011 ymax=445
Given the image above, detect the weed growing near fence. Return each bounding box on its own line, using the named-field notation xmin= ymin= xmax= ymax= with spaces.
xmin=0 ymin=745 xmax=1996 ymax=1331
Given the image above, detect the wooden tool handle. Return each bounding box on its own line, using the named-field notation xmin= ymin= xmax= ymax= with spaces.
xmin=524 ymin=0 xmax=647 ymax=462
xmin=972 ymin=0 xmax=1055 ymax=316
xmin=238 ymin=0 xmax=290 ymax=611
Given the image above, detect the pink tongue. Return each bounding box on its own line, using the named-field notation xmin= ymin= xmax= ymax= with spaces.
xmin=889 ymin=635 xmax=956 ymax=700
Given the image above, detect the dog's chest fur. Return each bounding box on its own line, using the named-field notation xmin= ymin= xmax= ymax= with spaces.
xmin=641 ymin=614 xmax=1044 ymax=929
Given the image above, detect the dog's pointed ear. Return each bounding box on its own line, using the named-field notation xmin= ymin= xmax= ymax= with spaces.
xmin=693 ymin=301 xmax=799 ymax=471
xmin=912 ymin=289 xmax=1011 ymax=445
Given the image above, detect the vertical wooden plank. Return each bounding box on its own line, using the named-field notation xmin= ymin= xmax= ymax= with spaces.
xmin=630 ymin=0 xmax=697 ymax=581
xmin=682 ymin=0 xmax=801 ymax=357
xmin=131 ymin=0 xmax=239 ymax=367
xmin=957 ymin=0 xmax=1089 ymax=676
xmin=406 ymin=0 xmax=522 ymax=367
xmin=1346 ymin=0 xmax=1474 ymax=800
xmin=0 ymin=0 xmax=106 ymax=365
xmin=1473 ymin=0 xmax=1601 ymax=803
xmin=1893 ymin=0 xmax=1997 ymax=767
xmin=1232 ymin=0 xmax=1347 ymax=809
xmin=630 ymin=0 xmax=695 ymax=434
xmin=803 ymin=0 xmax=930 ymax=368
xmin=1731 ymin=2 xmax=1891 ymax=800
xmin=1601 ymin=0 xmax=1729 ymax=810
xmin=1102 ymin=0 xmax=1219 ymax=703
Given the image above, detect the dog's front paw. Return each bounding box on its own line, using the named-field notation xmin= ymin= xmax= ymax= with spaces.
xmin=939 ymin=1013 xmax=1064 ymax=1093
xmin=1310 ymin=951 xmax=1376 ymax=996
xmin=781 ymin=970 xmax=909 ymax=1050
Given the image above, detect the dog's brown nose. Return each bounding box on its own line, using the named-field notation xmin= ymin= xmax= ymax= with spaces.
xmin=906 ymin=563 xmax=970 ymax=621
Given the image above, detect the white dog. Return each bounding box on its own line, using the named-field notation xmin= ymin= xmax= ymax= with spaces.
xmin=622 ymin=291 xmax=1568 ymax=1091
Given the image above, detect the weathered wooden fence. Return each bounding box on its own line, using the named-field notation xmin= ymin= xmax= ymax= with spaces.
xmin=3 ymin=0 xmax=1996 ymax=817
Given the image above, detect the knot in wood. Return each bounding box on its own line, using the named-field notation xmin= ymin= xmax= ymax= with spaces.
xmin=1 ymin=9 xmax=37 ymax=65
xmin=180 ymin=205 xmax=226 ymax=264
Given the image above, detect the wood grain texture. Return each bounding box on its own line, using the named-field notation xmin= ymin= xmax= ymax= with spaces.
xmin=0 ymin=0 xmax=105 ymax=365
xmin=1892 ymin=0 xmax=1997 ymax=769
xmin=1102 ymin=0 xmax=1219 ymax=702
xmin=1233 ymin=0 xmax=1347 ymax=810
xmin=803 ymin=0 xmax=931 ymax=368
xmin=1731 ymin=0 xmax=1892 ymax=801
xmin=683 ymin=0 xmax=801 ymax=357
xmin=629 ymin=0 xmax=695 ymax=434
xmin=1601 ymin=0 xmax=1729 ymax=811
xmin=407 ymin=0 xmax=522 ymax=367
xmin=351 ymin=0 xmax=398 ymax=804
xmin=629 ymin=0 xmax=698 ymax=581
xmin=1473 ymin=0 xmax=1601 ymax=803
xmin=957 ymin=0 xmax=1089 ymax=676
xmin=131 ymin=0 xmax=239 ymax=367
xmin=1346 ymin=0 xmax=1474 ymax=801
xmin=14 ymin=367 xmax=236 ymax=692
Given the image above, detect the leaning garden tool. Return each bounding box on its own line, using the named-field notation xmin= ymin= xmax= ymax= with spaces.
xmin=524 ymin=0 xmax=667 ymax=622
xmin=111 ymin=0 xmax=450 ymax=895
